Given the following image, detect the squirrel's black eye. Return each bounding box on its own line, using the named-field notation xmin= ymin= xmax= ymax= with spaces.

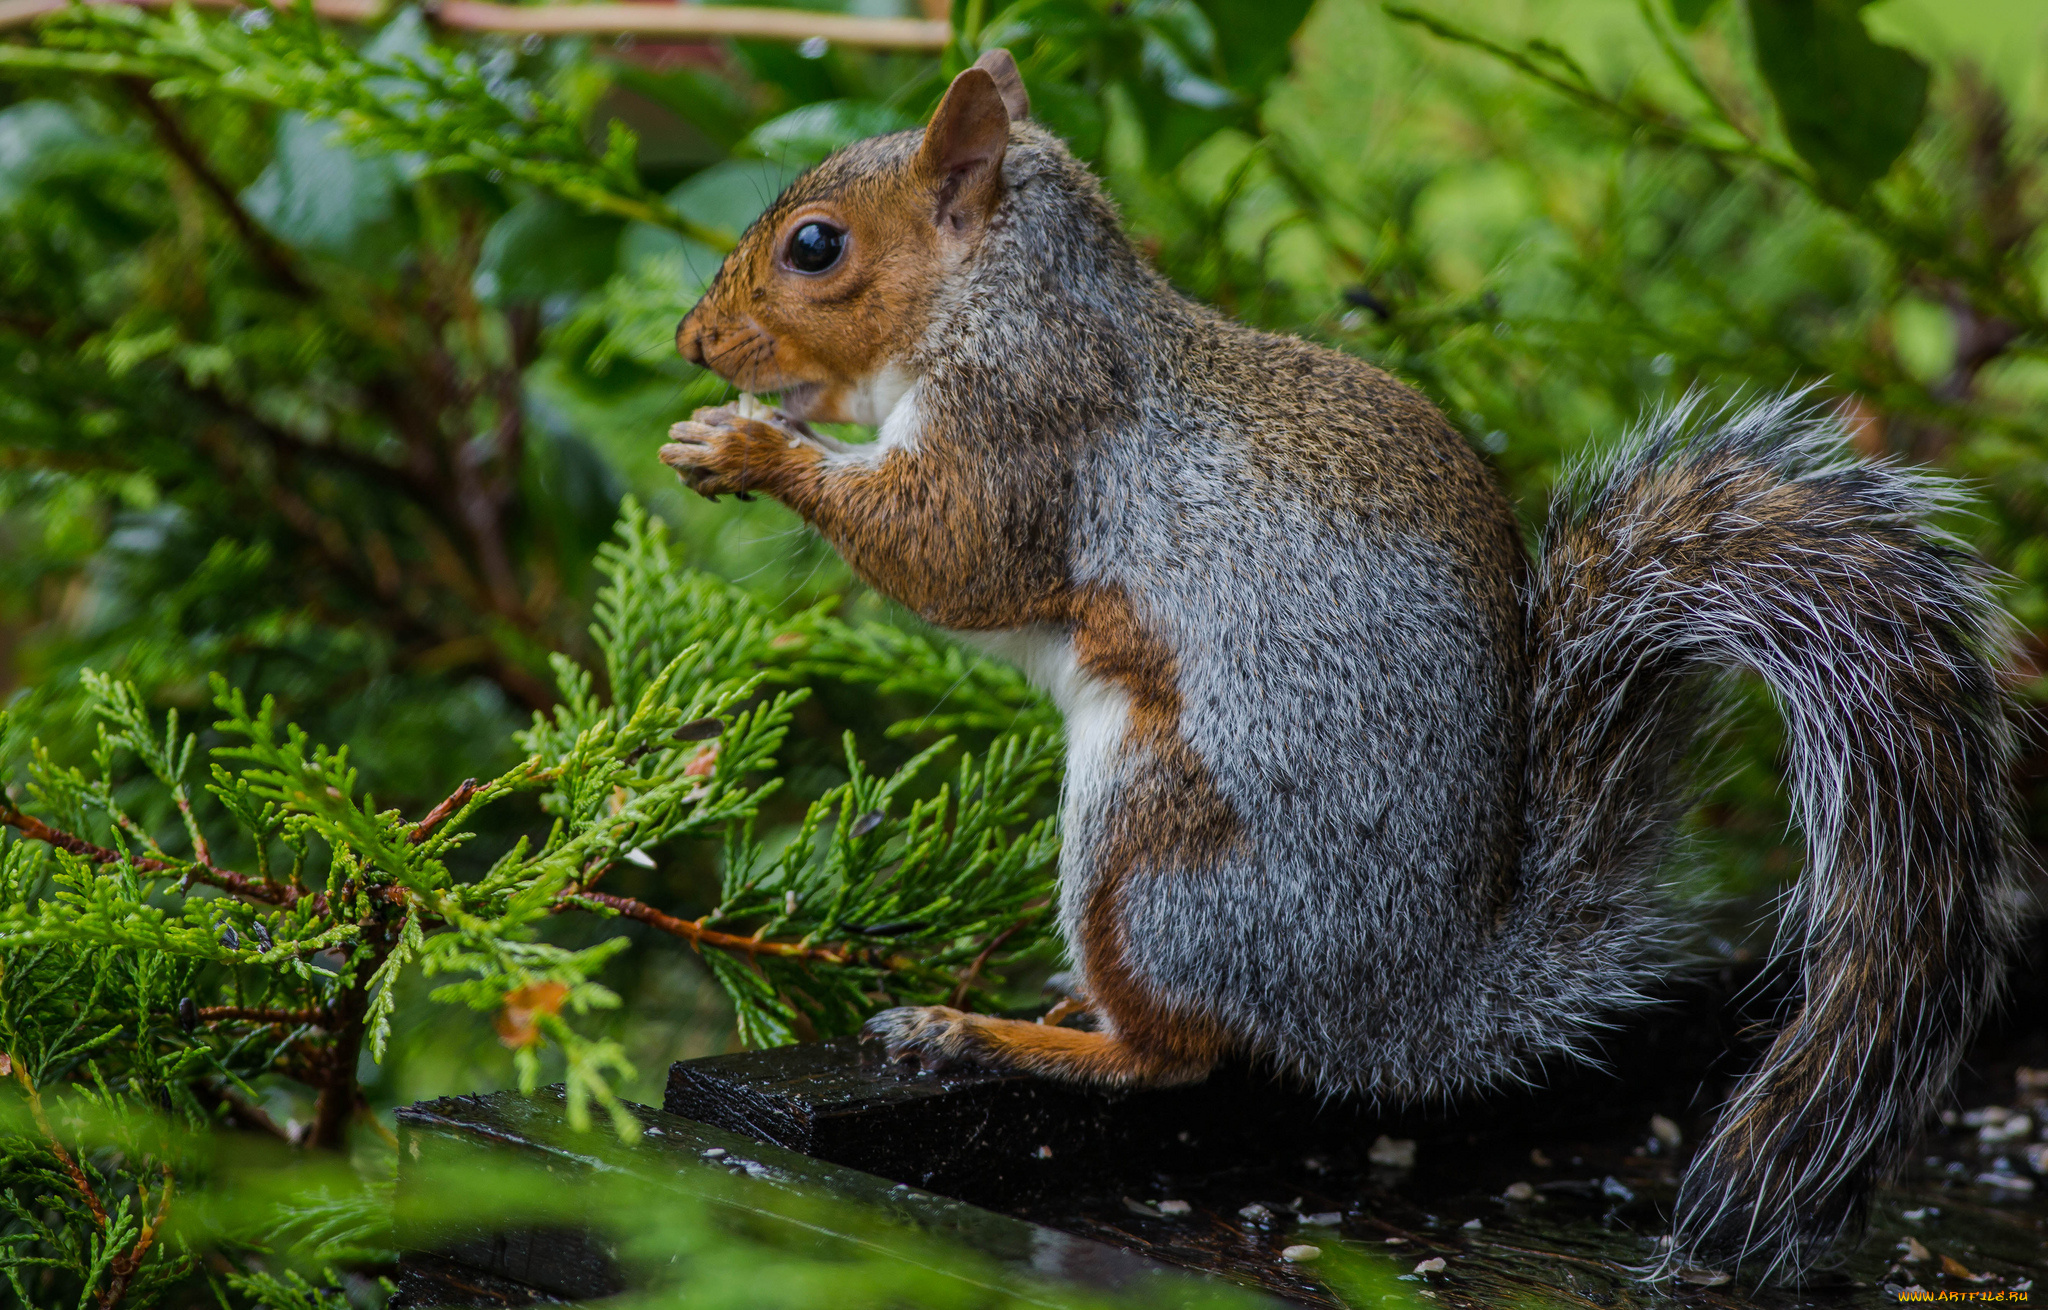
xmin=786 ymin=221 xmax=845 ymax=274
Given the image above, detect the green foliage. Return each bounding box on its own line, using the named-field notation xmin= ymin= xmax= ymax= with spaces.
xmin=0 ymin=4 xmax=707 ymax=241
xmin=1 ymin=0 xmax=2044 ymax=1303
xmin=1744 ymin=0 xmax=1930 ymax=203
xmin=0 ymin=501 xmax=1062 ymax=1303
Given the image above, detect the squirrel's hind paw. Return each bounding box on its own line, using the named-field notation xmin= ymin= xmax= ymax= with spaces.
xmin=861 ymin=1005 xmax=1002 ymax=1076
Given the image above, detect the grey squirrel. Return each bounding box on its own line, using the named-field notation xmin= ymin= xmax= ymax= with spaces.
xmin=661 ymin=51 xmax=2024 ymax=1282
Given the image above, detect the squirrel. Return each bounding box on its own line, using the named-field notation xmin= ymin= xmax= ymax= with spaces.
xmin=662 ymin=51 xmax=2024 ymax=1283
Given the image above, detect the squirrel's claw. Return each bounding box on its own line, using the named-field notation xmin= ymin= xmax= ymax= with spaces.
xmin=662 ymin=407 xmax=810 ymax=502
xmin=861 ymin=1005 xmax=994 ymax=1075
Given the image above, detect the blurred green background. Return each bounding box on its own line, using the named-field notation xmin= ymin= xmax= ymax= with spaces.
xmin=1 ymin=0 xmax=2045 ymax=1301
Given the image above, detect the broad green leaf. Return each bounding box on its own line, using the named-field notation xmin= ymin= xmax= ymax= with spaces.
xmin=1746 ymin=0 xmax=1929 ymax=202
xmin=0 ymin=101 xmax=109 ymax=212
xmin=664 ymin=158 xmax=807 ymax=247
xmin=737 ymin=100 xmax=917 ymax=170
xmin=475 ymin=193 xmax=622 ymax=306
xmin=1669 ymin=0 xmax=1718 ymax=29
xmin=1198 ymin=0 xmax=1314 ymax=92
xmin=240 ymin=113 xmax=413 ymax=266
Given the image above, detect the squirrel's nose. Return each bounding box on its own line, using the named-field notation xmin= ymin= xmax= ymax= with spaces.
xmin=676 ymin=315 xmax=706 ymax=367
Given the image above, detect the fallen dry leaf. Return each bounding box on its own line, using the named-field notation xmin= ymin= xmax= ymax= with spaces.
xmin=496 ymin=981 xmax=570 ymax=1049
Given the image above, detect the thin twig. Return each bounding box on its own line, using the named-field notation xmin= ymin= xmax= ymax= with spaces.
xmin=409 ymin=778 xmax=478 ymax=845
xmin=199 ymin=1082 xmax=293 ymax=1141
xmin=98 ymin=1167 xmax=171 ymax=1309
xmin=562 ymin=890 xmax=926 ymax=975
xmin=567 ymin=890 xmax=855 ymax=964
xmin=121 ymin=77 xmax=314 ymax=299
xmin=10 ymin=1061 xmax=108 ymax=1228
xmin=0 ymin=0 xmax=950 ymax=47
xmin=1473 ymin=1237 xmax=1631 ymax=1273
xmin=0 ymin=803 xmax=290 ymax=905
xmin=196 ymin=1005 xmax=333 ymax=1026
xmin=949 ymin=913 xmax=1033 ymax=1009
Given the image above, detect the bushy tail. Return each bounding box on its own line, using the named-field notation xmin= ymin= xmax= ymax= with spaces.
xmin=1524 ymin=394 xmax=2022 ymax=1282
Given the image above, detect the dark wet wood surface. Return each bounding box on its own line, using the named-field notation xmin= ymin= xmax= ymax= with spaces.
xmin=400 ymin=931 xmax=2046 ymax=1308
xmin=392 ymin=1082 xmax=1253 ymax=1307
xmin=665 ymin=956 xmax=2047 ymax=1309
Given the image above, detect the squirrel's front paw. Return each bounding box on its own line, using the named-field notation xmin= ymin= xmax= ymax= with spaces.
xmin=659 ymin=406 xmax=801 ymax=501
xmin=861 ymin=1005 xmax=997 ymax=1075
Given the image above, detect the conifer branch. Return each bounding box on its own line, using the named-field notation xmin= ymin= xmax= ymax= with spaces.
xmin=98 ymin=1168 xmax=171 ymax=1310
xmin=562 ymin=890 xmax=912 ymax=970
xmin=409 ymin=778 xmax=479 ymax=845
xmin=195 ymin=1005 xmax=334 ymax=1026
xmin=10 ymin=1060 xmax=107 ymax=1229
xmin=0 ymin=802 xmax=290 ymax=904
xmin=948 ymin=911 xmax=1038 ymax=1009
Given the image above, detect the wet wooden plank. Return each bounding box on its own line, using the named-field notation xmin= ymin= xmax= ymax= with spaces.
xmin=391 ymin=1084 xmax=1265 ymax=1307
xmin=661 ymin=961 xmax=2048 ymax=1309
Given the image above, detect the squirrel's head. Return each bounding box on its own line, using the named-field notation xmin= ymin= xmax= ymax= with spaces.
xmin=675 ymin=51 xmax=1032 ymax=424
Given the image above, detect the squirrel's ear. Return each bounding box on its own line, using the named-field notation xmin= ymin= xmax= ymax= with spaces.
xmin=917 ymin=66 xmax=1011 ymax=235
xmin=970 ymin=49 xmax=1030 ymax=121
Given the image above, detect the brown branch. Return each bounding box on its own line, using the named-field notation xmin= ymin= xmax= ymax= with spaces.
xmin=191 ymin=378 xmax=430 ymax=504
xmin=0 ymin=803 xmax=165 ymax=871
xmin=949 ymin=914 xmax=1034 ymax=1009
xmin=98 ymin=1167 xmax=171 ymax=1310
xmin=119 ymin=78 xmax=314 ymax=300
xmin=562 ymin=891 xmax=923 ymax=974
xmin=567 ymin=890 xmax=853 ymax=964
xmin=0 ymin=0 xmax=951 ymax=48
xmin=196 ymin=1082 xmax=293 ymax=1141
xmin=196 ymin=1005 xmax=333 ymax=1026
xmin=0 ymin=803 xmax=290 ymax=904
xmin=409 ymin=778 xmax=478 ymax=845
xmin=309 ymin=923 xmax=390 ymax=1150
xmin=10 ymin=1060 xmax=108 ymax=1228
xmin=189 ymin=426 xmax=556 ymax=713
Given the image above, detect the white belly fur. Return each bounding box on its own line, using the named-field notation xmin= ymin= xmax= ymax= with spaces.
xmin=946 ymin=625 xmax=1130 ymax=948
